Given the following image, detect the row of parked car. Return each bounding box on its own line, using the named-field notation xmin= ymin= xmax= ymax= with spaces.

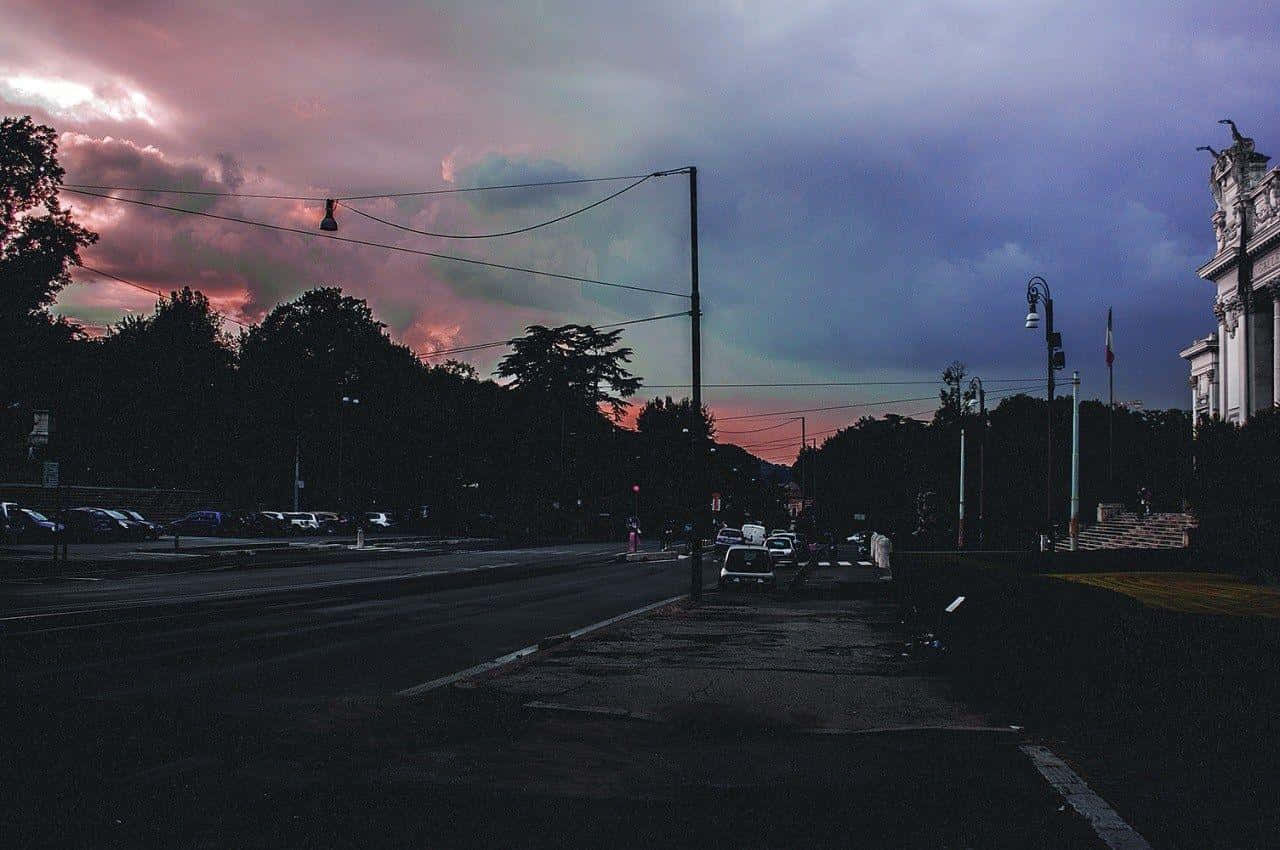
xmin=0 ymin=500 xmax=397 ymax=544
xmin=712 ymin=523 xmax=873 ymax=590
xmin=166 ymin=510 xmax=395 ymax=537
xmin=0 ymin=502 xmax=163 ymax=543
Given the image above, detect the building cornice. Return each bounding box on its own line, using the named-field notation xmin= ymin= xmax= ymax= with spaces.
xmin=1179 ymin=335 xmax=1217 ymax=360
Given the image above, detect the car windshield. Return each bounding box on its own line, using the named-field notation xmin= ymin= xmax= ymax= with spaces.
xmin=718 ymin=529 xmax=743 ymax=540
xmin=23 ymin=510 xmax=49 ymax=522
xmin=766 ymin=538 xmax=789 ymax=549
xmin=285 ymin=513 xmax=311 ymax=520
xmin=725 ymin=548 xmax=773 ymax=573
xmin=123 ymin=510 xmax=144 ymax=521
xmin=101 ymin=510 xmax=128 ymax=520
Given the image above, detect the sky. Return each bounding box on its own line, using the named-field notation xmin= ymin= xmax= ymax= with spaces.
xmin=3 ymin=0 xmax=1278 ymax=465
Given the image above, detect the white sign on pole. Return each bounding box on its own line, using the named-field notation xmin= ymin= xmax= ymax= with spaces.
xmin=42 ymin=461 xmax=59 ymax=488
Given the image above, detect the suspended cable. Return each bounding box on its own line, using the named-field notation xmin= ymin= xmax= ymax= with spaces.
xmin=646 ymin=378 xmax=1044 ymax=390
xmin=336 ymin=174 xmax=652 ymax=240
xmin=62 ymin=189 xmax=689 ymax=299
xmin=716 ymin=418 xmax=802 ymax=436
xmin=418 ymin=310 xmax=689 ymax=359
xmin=71 ymin=263 xmax=250 ymax=329
xmin=61 ymin=171 xmax=666 ymax=202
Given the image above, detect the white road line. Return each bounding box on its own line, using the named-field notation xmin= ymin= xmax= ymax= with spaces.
xmin=838 ymin=560 xmax=852 ymax=566
xmin=1019 ymin=744 xmax=1152 ymax=850
xmin=397 ymin=594 xmax=684 ymax=698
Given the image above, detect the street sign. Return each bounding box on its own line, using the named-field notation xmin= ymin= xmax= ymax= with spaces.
xmin=711 ymin=492 xmax=722 ymax=512
xmin=42 ymin=461 xmax=59 ymax=488
xmin=853 ymin=513 xmax=866 ymax=521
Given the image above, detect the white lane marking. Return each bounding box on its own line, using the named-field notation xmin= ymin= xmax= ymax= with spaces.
xmin=397 ymin=594 xmax=684 ymax=698
xmin=63 ymin=576 xmax=102 ymax=581
xmin=838 ymin=560 xmax=852 ymax=566
xmin=1019 ymin=744 xmax=1152 ymax=850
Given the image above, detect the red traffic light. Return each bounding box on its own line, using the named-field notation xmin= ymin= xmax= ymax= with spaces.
xmin=632 ymin=484 xmax=640 ymax=492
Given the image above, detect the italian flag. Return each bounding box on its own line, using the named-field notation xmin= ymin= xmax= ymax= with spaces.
xmin=1105 ymin=307 xmax=1114 ymax=367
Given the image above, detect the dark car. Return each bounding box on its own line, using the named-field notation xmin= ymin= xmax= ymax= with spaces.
xmin=97 ymin=509 xmax=152 ymax=541
xmin=1 ymin=501 xmax=28 ymax=543
xmin=167 ymin=510 xmax=230 ymax=537
xmin=61 ymin=507 xmax=130 ymax=542
xmin=117 ymin=509 xmax=162 ymax=540
xmin=239 ymin=511 xmax=292 ymax=537
xmin=19 ymin=508 xmax=65 ymax=541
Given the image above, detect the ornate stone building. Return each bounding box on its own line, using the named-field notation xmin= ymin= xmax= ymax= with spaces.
xmin=1182 ymin=123 xmax=1280 ymax=428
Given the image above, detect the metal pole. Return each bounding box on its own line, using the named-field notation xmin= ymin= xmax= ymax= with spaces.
xmin=957 ymin=427 xmax=966 ymax=549
xmin=338 ymin=402 xmax=345 ymax=511
xmin=688 ymin=166 xmax=702 ymax=603
xmin=1070 ymin=371 xmax=1080 ymax=551
xmin=1046 ymin=297 xmax=1056 ymax=552
xmin=978 ymin=383 xmax=986 ymax=548
xmin=293 ymin=436 xmax=300 ymax=512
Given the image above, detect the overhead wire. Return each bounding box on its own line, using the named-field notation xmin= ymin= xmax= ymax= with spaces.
xmin=335 ymin=174 xmax=652 ymax=239
xmin=61 ymin=171 xmax=662 ymax=202
xmin=61 ymin=188 xmax=689 ymax=299
xmin=72 ymin=263 xmax=250 ymax=330
xmin=417 ymin=310 xmax=690 ymax=359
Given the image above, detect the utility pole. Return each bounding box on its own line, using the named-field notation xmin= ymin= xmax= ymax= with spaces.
xmin=293 ymin=437 xmax=301 ymax=511
xmin=1070 ymin=371 xmax=1081 ymax=551
xmin=957 ymin=427 xmax=966 ymax=549
xmin=688 ymin=166 xmax=702 ymax=604
xmin=969 ymin=377 xmax=987 ymax=548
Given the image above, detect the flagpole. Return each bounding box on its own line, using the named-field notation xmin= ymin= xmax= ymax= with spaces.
xmin=1107 ymin=307 xmax=1114 ymax=492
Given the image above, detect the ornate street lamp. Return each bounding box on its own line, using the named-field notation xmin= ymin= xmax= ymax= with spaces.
xmin=1025 ymin=276 xmax=1065 ymax=551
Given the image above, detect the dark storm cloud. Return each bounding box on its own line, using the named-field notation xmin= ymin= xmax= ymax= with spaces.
xmin=4 ymin=0 xmax=1280 ymax=411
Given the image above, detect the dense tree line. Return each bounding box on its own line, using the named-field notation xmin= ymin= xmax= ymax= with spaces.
xmin=794 ymin=363 xmax=1194 ymax=549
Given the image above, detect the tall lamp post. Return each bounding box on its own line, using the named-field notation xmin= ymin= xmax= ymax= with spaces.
xmin=967 ymin=377 xmax=986 ymax=548
xmin=1024 ymin=277 xmax=1065 ymax=551
xmin=338 ymin=395 xmax=359 ymax=512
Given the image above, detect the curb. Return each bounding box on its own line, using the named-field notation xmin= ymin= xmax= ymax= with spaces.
xmin=397 ymin=593 xmax=687 ymax=697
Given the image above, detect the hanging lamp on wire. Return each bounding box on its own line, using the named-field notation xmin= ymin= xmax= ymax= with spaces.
xmin=319 ymin=199 xmax=338 ymax=231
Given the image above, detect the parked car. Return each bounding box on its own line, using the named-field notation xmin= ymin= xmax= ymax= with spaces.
xmin=283 ymin=511 xmax=320 ymax=532
xmin=92 ymin=509 xmax=154 ymax=541
xmin=1 ymin=502 xmax=28 ymax=543
xmin=765 ymin=534 xmax=796 ymax=565
xmin=718 ymin=545 xmax=776 ymax=590
xmin=19 ymin=508 xmax=64 ymax=541
xmin=116 ymin=509 xmax=162 ymax=540
xmin=714 ymin=526 xmax=744 ymax=557
xmin=237 ymin=511 xmax=292 ymax=537
xmin=167 ymin=510 xmax=231 ymax=537
xmin=62 ymin=507 xmax=131 ymax=542
xmin=365 ymin=511 xmax=393 ymax=529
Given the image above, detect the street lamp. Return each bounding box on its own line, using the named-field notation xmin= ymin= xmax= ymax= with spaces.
xmin=1025 ymin=276 xmax=1065 ymax=551
xmin=967 ymin=377 xmax=986 ymax=548
xmin=338 ymin=395 xmax=360 ymax=511
xmin=320 ymin=199 xmax=338 ymax=231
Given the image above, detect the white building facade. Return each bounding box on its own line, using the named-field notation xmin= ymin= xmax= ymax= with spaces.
xmin=1182 ymin=124 xmax=1280 ymax=429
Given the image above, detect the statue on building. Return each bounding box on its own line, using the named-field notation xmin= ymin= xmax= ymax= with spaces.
xmin=1219 ymin=119 xmax=1253 ymax=149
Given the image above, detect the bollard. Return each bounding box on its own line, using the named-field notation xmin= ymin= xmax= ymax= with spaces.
xmin=356 ymin=527 xmax=365 ymax=549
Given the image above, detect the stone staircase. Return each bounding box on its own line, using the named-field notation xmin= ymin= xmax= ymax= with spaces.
xmin=1076 ymin=511 xmax=1198 ymax=550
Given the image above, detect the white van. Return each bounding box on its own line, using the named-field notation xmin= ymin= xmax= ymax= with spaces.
xmin=740 ymin=523 xmax=767 ymax=546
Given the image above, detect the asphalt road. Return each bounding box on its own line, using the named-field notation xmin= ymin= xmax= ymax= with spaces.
xmin=2 ymin=542 xmax=718 ymax=699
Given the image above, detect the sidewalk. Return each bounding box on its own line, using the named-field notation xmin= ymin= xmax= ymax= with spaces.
xmin=193 ymin=586 xmax=1114 ymax=848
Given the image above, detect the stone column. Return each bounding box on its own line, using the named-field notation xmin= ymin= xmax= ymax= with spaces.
xmin=1208 ymin=369 xmax=1218 ymax=419
xmin=1272 ymin=289 xmax=1280 ymax=407
xmin=1218 ymin=321 xmax=1228 ymax=419
xmin=1191 ymin=377 xmax=1199 ymax=435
